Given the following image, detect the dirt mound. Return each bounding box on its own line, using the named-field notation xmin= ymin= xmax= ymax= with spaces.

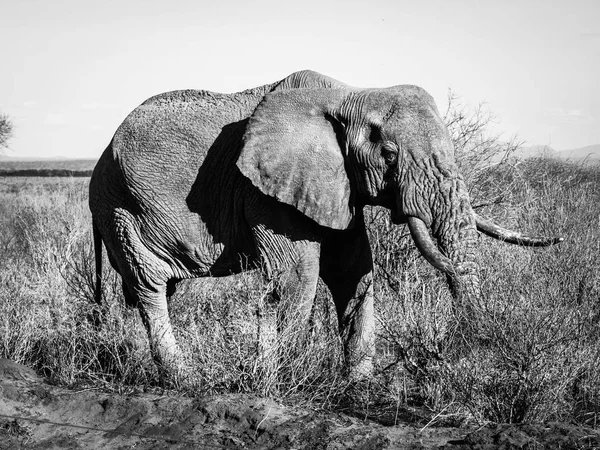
xmin=1 ymin=359 xmax=598 ymax=449
xmin=448 ymin=423 xmax=600 ymax=449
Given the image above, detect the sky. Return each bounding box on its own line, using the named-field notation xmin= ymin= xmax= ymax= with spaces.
xmin=1 ymin=0 xmax=598 ymax=158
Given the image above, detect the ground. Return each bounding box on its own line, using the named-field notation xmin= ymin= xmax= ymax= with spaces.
xmin=1 ymin=359 xmax=599 ymax=449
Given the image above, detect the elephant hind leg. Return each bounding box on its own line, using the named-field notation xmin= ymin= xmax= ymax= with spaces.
xmin=135 ymin=283 xmax=183 ymax=375
xmin=101 ymin=209 xmax=183 ymax=375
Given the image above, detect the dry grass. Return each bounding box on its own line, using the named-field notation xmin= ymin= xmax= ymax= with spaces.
xmin=369 ymin=157 xmax=600 ymax=425
xmin=0 ymin=157 xmax=599 ymax=426
xmin=0 ymin=177 xmax=345 ymax=398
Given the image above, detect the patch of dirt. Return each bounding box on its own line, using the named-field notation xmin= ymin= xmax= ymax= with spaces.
xmin=1 ymin=359 xmax=599 ymax=449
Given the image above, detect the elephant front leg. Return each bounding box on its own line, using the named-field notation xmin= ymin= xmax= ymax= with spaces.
xmin=272 ymin=253 xmax=321 ymax=343
xmin=250 ymin=226 xmax=322 ymax=367
xmin=320 ymin=226 xmax=375 ymax=379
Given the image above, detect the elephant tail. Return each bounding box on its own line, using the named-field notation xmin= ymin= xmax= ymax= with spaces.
xmin=93 ymin=220 xmax=103 ymax=307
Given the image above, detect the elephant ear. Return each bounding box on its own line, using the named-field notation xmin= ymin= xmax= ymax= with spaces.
xmin=237 ymin=89 xmax=354 ymax=230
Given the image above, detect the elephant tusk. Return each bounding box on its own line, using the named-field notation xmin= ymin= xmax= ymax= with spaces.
xmin=474 ymin=213 xmax=564 ymax=247
xmin=407 ymin=217 xmax=456 ymax=276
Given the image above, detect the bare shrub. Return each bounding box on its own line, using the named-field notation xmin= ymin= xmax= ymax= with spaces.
xmin=0 ymin=112 xmax=12 ymax=150
xmin=365 ymin=92 xmax=600 ymax=424
xmin=433 ymin=159 xmax=599 ymax=424
xmin=443 ymin=91 xmax=521 ymax=192
xmin=169 ymin=272 xmax=344 ymax=399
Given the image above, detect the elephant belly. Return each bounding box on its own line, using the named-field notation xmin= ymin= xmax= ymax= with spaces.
xmin=174 ymin=241 xmax=255 ymax=278
xmin=166 ymin=215 xmax=256 ymax=279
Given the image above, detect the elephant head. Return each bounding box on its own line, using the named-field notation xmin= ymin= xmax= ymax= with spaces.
xmin=237 ymin=85 xmax=560 ymax=307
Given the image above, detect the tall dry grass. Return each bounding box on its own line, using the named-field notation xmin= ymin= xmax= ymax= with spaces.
xmin=370 ymin=158 xmax=600 ymax=425
xmin=0 ymin=154 xmax=598 ymax=425
xmin=0 ymin=177 xmax=344 ymax=398
xmin=0 ymin=178 xmax=155 ymax=387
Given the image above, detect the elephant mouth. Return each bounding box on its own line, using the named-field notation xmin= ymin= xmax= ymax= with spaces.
xmin=390 ymin=208 xmax=407 ymax=225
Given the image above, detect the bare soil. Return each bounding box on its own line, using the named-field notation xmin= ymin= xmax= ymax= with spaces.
xmin=1 ymin=359 xmax=598 ymax=449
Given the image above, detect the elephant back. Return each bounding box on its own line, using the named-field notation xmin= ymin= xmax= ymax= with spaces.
xmin=272 ymin=70 xmax=349 ymax=92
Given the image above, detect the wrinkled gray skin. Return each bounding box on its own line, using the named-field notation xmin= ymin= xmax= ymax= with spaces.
xmin=90 ymin=70 xmax=560 ymax=377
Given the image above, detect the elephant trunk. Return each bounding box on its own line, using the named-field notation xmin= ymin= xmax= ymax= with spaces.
xmin=437 ymin=184 xmax=481 ymax=304
xmin=406 ymin=177 xmax=481 ymax=306
xmin=440 ymin=222 xmax=481 ymax=303
xmin=406 ymin=181 xmax=563 ymax=304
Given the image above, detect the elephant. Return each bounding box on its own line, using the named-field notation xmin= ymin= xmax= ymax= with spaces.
xmin=89 ymin=70 xmax=561 ymax=378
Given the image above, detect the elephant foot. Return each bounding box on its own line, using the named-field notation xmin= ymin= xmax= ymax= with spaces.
xmin=147 ymin=329 xmax=191 ymax=386
xmin=139 ymin=304 xmax=190 ymax=385
xmin=153 ymin=347 xmax=194 ymax=388
xmin=343 ymin=336 xmax=375 ymax=381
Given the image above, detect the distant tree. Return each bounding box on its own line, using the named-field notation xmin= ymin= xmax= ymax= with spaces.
xmin=0 ymin=111 xmax=13 ymax=150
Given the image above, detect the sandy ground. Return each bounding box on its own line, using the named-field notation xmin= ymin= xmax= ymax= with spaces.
xmin=1 ymin=359 xmax=599 ymax=449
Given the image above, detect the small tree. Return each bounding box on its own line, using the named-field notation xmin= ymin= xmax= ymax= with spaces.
xmin=0 ymin=112 xmax=13 ymax=150
xmin=443 ymin=90 xmax=523 ymax=208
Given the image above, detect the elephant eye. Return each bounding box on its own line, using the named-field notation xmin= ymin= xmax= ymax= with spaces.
xmin=381 ymin=142 xmax=398 ymax=166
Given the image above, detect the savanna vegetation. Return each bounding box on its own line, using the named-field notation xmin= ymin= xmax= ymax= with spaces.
xmin=0 ymin=159 xmax=95 ymax=177
xmin=1 ymin=98 xmax=599 ymax=429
